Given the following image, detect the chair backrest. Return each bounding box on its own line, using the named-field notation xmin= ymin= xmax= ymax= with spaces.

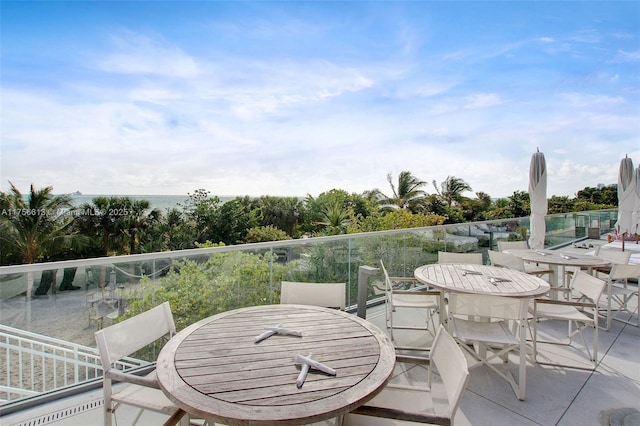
xmin=608 ymin=263 xmax=640 ymax=281
xmin=593 ymin=247 xmax=632 ymax=265
xmin=571 ymin=270 xmax=606 ymax=302
xmin=497 ymin=240 xmax=529 ymax=251
xmin=94 ymin=301 xmax=175 ymax=372
xmin=379 ymin=260 xmax=397 ymax=303
xmin=438 ymin=251 xmax=483 ymax=265
xmin=280 ymin=281 xmax=346 ymax=309
xmin=488 ymin=250 xmax=525 ymax=272
xmin=430 ymin=325 xmax=470 ymax=418
xmin=448 ymin=293 xmax=526 ymax=321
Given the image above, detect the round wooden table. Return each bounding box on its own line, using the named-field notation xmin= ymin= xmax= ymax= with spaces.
xmin=504 ymin=249 xmax=611 ymax=268
xmin=504 ymin=249 xmax=611 ymax=287
xmin=414 ymin=263 xmax=550 ymax=401
xmin=156 ymin=304 xmax=396 ymax=425
xmin=414 ymin=263 xmax=551 ymax=298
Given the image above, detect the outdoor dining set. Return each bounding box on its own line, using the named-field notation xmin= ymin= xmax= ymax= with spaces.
xmin=92 ymin=242 xmax=639 ymax=426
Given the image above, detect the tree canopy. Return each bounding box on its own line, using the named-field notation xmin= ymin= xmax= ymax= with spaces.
xmin=0 ymin=176 xmax=618 ymax=266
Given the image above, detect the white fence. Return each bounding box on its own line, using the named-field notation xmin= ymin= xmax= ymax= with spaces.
xmin=0 ymin=325 xmax=145 ymax=404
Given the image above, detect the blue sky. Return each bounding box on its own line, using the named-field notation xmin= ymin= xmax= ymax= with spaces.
xmin=1 ymin=1 xmax=639 ymax=198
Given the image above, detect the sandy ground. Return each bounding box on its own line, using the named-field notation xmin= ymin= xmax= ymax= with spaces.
xmin=1 ymin=287 xmax=115 ymax=347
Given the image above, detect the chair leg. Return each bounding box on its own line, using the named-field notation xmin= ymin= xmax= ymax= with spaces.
xmin=518 ymin=322 xmax=527 ymax=400
xmin=609 ymin=290 xmax=639 ymax=327
xmin=534 ymin=317 xmax=598 ymax=370
xmin=592 ymin=321 xmax=598 ymax=368
xmin=130 ymin=407 xmax=145 ymax=425
xmin=104 ymin=407 xmax=112 ymax=426
xmin=163 ymin=409 xmax=188 ymax=426
xmin=606 ymin=293 xmax=613 ymax=331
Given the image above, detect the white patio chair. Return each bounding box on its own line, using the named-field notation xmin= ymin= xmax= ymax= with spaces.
xmin=86 ymin=292 xmax=103 ymax=329
xmin=437 ymin=251 xmax=483 ymax=265
xmin=497 ymin=240 xmax=528 ymax=251
xmin=447 ymin=292 xmax=529 ymax=400
xmin=599 ymin=263 xmax=640 ymax=330
xmin=488 ymin=250 xmax=553 ymax=282
xmin=280 ymin=281 xmax=346 ymax=309
xmin=345 ymin=325 xmax=469 ymax=426
xmin=532 ymin=270 xmax=606 ymax=370
xmin=381 ymin=260 xmax=440 ymax=352
xmin=101 ymin=281 xmax=116 ymax=309
xmin=588 ymin=247 xmax=633 ymax=330
xmin=591 ymin=246 xmax=631 ymax=276
xmin=94 ymin=301 xmax=188 ymax=426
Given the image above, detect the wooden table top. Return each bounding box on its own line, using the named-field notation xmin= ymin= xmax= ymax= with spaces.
xmin=414 ymin=264 xmax=550 ymax=297
xmin=504 ymin=249 xmax=611 ymax=268
xmin=156 ymin=304 xmax=396 ymax=425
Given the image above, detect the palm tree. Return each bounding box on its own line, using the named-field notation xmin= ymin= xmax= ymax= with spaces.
xmin=0 ymin=182 xmax=78 ymax=263
xmin=259 ymin=196 xmax=302 ymax=238
xmin=74 ymin=196 xmax=134 ymax=256
xmin=433 ymin=176 xmax=473 ymax=207
xmin=122 ymin=199 xmax=161 ymax=254
xmin=315 ymin=200 xmax=352 ymax=235
xmin=378 ymin=171 xmax=428 ymax=211
xmin=0 ymin=182 xmax=87 ymax=294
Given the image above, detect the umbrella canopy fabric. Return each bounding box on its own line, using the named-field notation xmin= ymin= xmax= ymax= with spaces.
xmin=615 ymin=156 xmax=635 ymax=236
xmin=528 ymin=149 xmax=547 ymax=250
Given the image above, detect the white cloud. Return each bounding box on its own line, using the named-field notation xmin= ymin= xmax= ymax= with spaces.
xmin=558 ymin=93 xmax=627 ymax=110
xmin=613 ymin=49 xmax=640 ymax=63
xmin=568 ymin=29 xmax=602 ymax=44
xmin=463 ymin=93 xmax=506 ymax=109
xmin=2 ymin=4 xmax=638 ymax=200
xmin=95 ymin=32 xmax=201 ymax=78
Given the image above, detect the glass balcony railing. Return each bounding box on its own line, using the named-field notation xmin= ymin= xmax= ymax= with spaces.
xmin=0 ymin=209 xmax=617 ymax=406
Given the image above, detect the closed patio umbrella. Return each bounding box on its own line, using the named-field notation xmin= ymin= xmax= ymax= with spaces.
xmin=614 ymin=155 xmax=635 ymax=237
xmin=632 ymin=165 xmax=640 ymax=236
xmin=528 ymin=149 xmax=547 ymax=250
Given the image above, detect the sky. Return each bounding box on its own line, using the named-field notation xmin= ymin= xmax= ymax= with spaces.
xmin=1 ymin=1 xmax=639 ymax=199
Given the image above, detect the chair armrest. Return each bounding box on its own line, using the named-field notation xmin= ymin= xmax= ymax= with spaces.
xmin=107 ymin=370 xmax=160 ymax=389
xmin=393 ymin=290 xmax=440 ymax=296
xmin=389 ymin=276 xmax=419 ymax=282
xmin=534 ymin=299 xmax=596 ymax=309
xmin=547 ymin=287 xmax=572 ymax=293
xmin=395 ymin=354 xmax=431 ymax=366
xmin=351 ymin=405 xmax=450 ymax=425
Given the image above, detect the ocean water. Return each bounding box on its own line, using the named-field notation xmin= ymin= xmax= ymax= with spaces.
xmin=69 ymin=194 xmax=236 ymax=211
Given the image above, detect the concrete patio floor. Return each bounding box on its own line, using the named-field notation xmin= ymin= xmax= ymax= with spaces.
xmin=2 ymin=239 xmax=639 ymax=426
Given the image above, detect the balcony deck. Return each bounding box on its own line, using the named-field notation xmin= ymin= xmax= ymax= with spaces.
xmin=2 ymin=239 xmax=639 ymax=426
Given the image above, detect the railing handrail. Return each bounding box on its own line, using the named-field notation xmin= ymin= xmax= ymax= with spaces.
xmin=0 ymin=325 xmax=96 ymax=350
xmin=0 ymin=325 xmax=148 ymax=403
xmin=0 ymin=208 xmax=617 ymax=276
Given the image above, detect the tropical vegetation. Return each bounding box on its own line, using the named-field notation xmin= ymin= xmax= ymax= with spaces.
xmin=0 ymin=172 xmax=618 ymax=267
